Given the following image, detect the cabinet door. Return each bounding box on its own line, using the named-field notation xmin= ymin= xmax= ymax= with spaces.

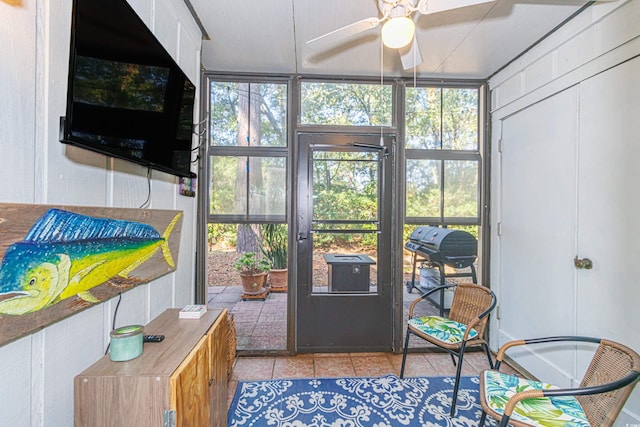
xmin=208 ymin=313 xmax=230 ymax=427
xmin=171 ymin=335 xmax=211 ymax=427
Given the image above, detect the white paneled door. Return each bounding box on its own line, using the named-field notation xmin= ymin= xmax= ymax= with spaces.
xmin=575 ymin=57 xmax=640 ymax=392
xmin=497 ymin=57 xmax=640 ymax=405
xmin=498 ymin=87 xmax=579 ymax=387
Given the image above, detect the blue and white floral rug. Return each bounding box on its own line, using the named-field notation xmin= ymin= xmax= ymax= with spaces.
xmin=228 ymin=374 xmax=496 ymax=426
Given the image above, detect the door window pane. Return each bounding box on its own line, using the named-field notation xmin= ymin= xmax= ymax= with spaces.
xmin=300 ymin=82 xmax=392 ymax=126
xmin=312 ymin=151 xmax=379 ymax=223
xmin=310 ymin=148 xmax=380 ymax=295
xmin=209 ymin=82 xmax=287 ymax=147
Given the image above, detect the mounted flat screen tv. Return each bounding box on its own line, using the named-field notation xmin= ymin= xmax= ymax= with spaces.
xmin=60 ymin=0 xmax=197 ymax=178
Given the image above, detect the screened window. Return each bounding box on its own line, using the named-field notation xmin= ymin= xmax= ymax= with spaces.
xmin=209 ymin=82 xmax=287 ymax=147
xmin=208 ymin=79 xmax=288 ymax=223
xmin=300 ymin=81 xmax=392 ymax=126
xmin=210 ymin=156 xmax=286 ymax=219
xmin=405 ymin=86 xmax=481 ymax=225
xmin=405 ymin=87 xmax=478 ymax=150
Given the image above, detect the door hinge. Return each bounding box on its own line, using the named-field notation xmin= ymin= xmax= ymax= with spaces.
xmin=163 ymin=410 xmax=176 ymax=427
xmin=498 ymin=138 xmax=503 ymax=153
xmin=496 ymin=305 xmax=501 ymax=320
xmin=497 ymin=222 xmax=502 ymax=236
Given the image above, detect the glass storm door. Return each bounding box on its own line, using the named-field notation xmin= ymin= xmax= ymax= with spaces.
xmin=295 ymin=133 xmax=393 ymax=352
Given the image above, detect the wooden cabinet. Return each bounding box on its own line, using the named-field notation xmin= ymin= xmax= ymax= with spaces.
xmin=208 ymin=312 xmax=230 ymax=427
xmin=75 ymin=308 xmax=230 ymax=427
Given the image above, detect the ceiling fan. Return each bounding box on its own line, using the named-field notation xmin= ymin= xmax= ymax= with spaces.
xmin=306 ymin=0 xmax=496 ymax=70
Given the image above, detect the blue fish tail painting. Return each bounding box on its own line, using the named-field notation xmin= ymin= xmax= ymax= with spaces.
xmin=0 ymin=208 xmax=182 ymax=316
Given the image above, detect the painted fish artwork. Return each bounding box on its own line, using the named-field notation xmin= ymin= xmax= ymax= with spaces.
xmin=0 ymin=208 xmax=182 ymax=316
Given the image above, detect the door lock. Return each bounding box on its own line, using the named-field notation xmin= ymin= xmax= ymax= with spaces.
xmin=574 ymin=256 xmax=593 ymax=270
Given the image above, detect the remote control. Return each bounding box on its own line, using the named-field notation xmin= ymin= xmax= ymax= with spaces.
xmin=143 ymin=334 xmax=165 ymax=342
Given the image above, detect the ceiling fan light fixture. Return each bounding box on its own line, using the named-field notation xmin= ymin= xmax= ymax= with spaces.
xmin=381 ymin=16 xmax=415 ymax=49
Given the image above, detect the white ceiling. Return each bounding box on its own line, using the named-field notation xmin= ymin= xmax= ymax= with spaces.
xmin=187 ymin=0 xmax=594 ymax=79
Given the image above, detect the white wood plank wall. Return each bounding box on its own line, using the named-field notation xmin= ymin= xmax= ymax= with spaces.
xmin=0 ymin=0 xmax=202 ymax=425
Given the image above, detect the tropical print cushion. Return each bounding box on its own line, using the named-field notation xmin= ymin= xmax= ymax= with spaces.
xmin=482 ymin=370 xmax=590 ymax=427
xmin=408 ymin=315 xmax=478 ymax=343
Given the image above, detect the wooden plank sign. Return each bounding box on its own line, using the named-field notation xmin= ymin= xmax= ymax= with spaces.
xmin=0 ymin=203 xmax=183 ymax=346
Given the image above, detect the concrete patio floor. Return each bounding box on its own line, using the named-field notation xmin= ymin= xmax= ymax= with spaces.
xmin=207 ymin=283 xmax=445 ymax=354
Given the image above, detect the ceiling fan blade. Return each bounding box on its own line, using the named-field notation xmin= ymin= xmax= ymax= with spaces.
xmin=399 ymin=37 xmax=423 ymax=70
xmin=307 ymin=17 xmax=382 ymax=51
xmin=417 ymin=0 xmax=495 ymax=15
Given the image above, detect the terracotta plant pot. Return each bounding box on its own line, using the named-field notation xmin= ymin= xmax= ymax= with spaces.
xmin=240 ymin=272 xmax=267 ymax=295
xmin=269 ymin=268 xmax=288 ymax=289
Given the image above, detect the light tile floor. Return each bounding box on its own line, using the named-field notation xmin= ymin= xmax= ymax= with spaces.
xmin=209 ymin=285 xmax=521 ymax=412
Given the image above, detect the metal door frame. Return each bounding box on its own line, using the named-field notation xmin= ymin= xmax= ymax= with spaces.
xmin=293 ymin=132 xmax=395 ymax=353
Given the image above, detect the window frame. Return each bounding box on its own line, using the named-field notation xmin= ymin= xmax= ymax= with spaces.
xmin=403 ymin=83 xmax=483 ymax=227
xmin=206 ymin=75 xmax=292 ymax=224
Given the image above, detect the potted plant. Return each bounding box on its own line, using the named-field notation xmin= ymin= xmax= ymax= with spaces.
xmin=235 ymin=252 xmax=271 ymax=295
xmin=260 ymin=224 xmax=288 ymax=290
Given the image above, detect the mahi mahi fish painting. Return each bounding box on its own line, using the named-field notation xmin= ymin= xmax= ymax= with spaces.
xmin=0 ymin=208 xmax=182 ymax=316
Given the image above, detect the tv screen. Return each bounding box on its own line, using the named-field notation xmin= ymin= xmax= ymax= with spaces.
xmin=60 ymin=0 xmax=197 ymax=178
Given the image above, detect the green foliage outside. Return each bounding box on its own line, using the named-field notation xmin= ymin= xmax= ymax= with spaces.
xmin=300 ymin=82 xmax=392 ymax=126
xmin=311 ymin=151 xmax=379 ymax=250
xmin=208 ymin=223 xmax=237 ymax=248
xmin=259 ymin=224 xmax=288 ymax=269
xmin=207 ymin=80 xmax=480 ymax=253
xmin=234 ymin=252 xmax=271 ymax=275
xmin=405 ymin=87 xmax=478 ymax=150
xmin=405 ymin=87 xmax=480 ymax=220
xmin=209 ymin=82 xmax=286 ymax=147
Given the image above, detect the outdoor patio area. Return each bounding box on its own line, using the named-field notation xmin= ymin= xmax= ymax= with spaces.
xmin=207 ymin=283 xmax=444 ymax=353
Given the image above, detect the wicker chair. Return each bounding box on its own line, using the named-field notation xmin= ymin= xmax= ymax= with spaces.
xmin=400 ymin=282 xmax=496 ymax=416
xmin=479 ymin=336 xmax=640 ymax=427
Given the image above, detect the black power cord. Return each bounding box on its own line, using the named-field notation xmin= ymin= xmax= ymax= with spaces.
xmin=104 ymin=292 xmax=123 ymax=355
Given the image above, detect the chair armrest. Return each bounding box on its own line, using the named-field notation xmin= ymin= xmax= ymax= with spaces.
xmin=502 ymin=388 xmax=544 ymax=418
xmin=494 ymin=336 xmax=601 ymax=370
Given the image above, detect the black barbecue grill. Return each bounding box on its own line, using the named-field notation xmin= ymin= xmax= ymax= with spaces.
xmin=405 ymin=226 xmax=478 ymax=315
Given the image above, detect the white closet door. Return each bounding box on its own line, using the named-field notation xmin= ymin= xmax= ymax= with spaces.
xmin=499 ymin=87 xmax=579 ymax=386
xmin=576 ymin=57 xmax=640 ymax=385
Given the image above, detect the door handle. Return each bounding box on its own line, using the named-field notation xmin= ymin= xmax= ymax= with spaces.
xmin=574 ymin=256 xmax=593 ymax=270
xmin=297 ymin=232 xmax=308 ymax=241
